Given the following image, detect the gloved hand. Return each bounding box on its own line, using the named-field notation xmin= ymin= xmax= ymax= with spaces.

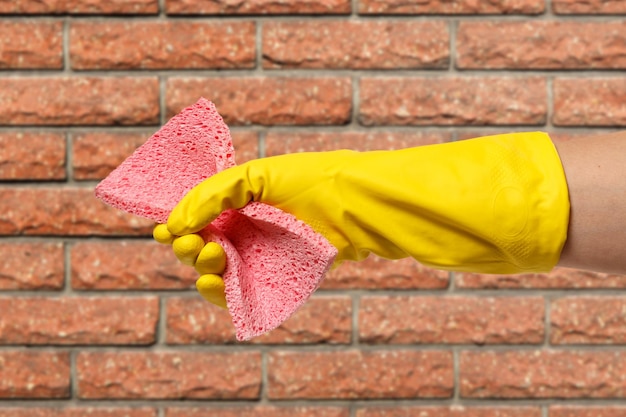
xmin=153 ymin=224 xmax=229 ymax=308
xmin=156 ymin=132 xmax=570 ymax=307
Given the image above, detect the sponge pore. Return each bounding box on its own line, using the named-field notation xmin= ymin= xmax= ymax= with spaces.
xmin=95 ymin=98 xmax=337 ymax=341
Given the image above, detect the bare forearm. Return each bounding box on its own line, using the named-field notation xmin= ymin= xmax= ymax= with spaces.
xmin=553 ymin=131 xmax=626 ymax=274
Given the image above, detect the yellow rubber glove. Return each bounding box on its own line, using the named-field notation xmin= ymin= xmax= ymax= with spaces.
xmin=153 ymin=224 xmax=228 ymax=309
xmin=161 ymin=132 xmax=570 ymax=306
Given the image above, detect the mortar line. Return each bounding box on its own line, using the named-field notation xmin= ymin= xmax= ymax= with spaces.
xmin=256 ymin=17 xmax=263 ymax=73
xmin=352 ymin=292 xmax=360 ymax=347
xmin=453 ymin=347 xmax=460 ymax=404
xmin=258 ymin=129 xmax=266 ymax=159
xmin=62 ymin=17 xmax=71 ymax=73
xmin=544 ymin=294 xmax=552 ymax=348
xmin=547 ymin=77 xmax=555 ymax=131
xmin=449 ymin=19 xmax=457 ymax=73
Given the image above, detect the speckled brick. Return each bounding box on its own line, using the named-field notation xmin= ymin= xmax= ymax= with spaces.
xmin=71 ymin=241 xmax=196 ymax=290
xmin=461 ymin=350 xmax=626 ymax=398
xmin=551 ymin=297 xmax=626 ymax=344
xmin=165 ymin=407 xmax=349 ymax=417
xmin=456 ymin=267 xmax=626 ymax=289
xmin=71 ymin=21 xmax=255 ymax=69
xmin=553 ymin=0 xmax=626 ymax=14
xmin=0 ymin=188 xmax=153 ymax=236
xmin=73 ymin=130 xmax=258 ymax=180
xmin=359 ymin=296 xmax=544 ymax=344
xmin=268 ymin=350 xmax=453 ymax=399
xmin=166 ymin=296 xmax=352 ymax=345
xmin=166 ymin=0 xmax=351 ymax=14
xmin=0 ymin=77 xmax=159 ymax=126
xmin=0 ymin=297 xmax=158 ymax=345
xmin=0 ymin=408 xmax=157 ymax=417
xmin=360 ymin=77 xmax=547 ymax=126
xmin=166 ymin=77 xmax=352 ymax=126
xmin=0 ymin=351 xmax=70 ymax=398
xmin=72 ymin=132 xmax=150 ymax=180
xmin=356 ymin=406 xmax=541 ymax=417
xmin=0 ymin=0 xmax=158 ymax=13
xmin=553 ymin=78 xmax=626 ymax=126
xmin=549 ymin=406 xmax=626 ymax=417
xmin=0 ymin=21 xmax=62 ymax=69
xmin=0 ymin=132 xmax=66 ymax=180
xmin=359 ymin=0 xmax=544 ymax=14
xmin=263 ymin=21 xmax=448 ymax=69
xmin=265 ymin=131 xmax=450 ymax=156
xmin=77 ymin=351 xmax=262 ymax=399
xmin=0 ymin=243 xmax=64 ymax=290
xmin=457 ymin=21 xmax=626 ymax=69
xmin=323 ymin=256 xmax=449 ymax=290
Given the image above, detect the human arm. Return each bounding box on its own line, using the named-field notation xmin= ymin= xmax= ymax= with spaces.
xmin=159 ymin=130 xmax=626 ymax=308
xmin=554 ymin=131 xmax=626 ymax=274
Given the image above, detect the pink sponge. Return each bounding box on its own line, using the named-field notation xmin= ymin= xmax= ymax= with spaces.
xmin=95 ymin=98 xmax=337 ymax=341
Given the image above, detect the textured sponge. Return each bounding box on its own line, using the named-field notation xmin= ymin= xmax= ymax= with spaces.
xmin=95 ymin=98 xmax=337 ymax=341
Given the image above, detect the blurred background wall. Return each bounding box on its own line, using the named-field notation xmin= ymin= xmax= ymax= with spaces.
xmin=0 ymin=0 xmax=625 ymax=416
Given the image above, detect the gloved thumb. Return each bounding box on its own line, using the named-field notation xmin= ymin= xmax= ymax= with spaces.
xmin=167 ymin=163 xmax=260 ymax=236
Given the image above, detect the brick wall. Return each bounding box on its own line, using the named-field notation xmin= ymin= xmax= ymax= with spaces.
xmin=0 ymin=0 xmax=625 ymax=416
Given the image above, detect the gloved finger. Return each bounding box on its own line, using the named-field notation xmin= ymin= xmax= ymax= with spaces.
xmin=153 ymin=224 xmax=175 ymax=244
xmin=167 ymin=163 xmax=261 ymax=236
xmin=172 ymin=234 xmax=205 ymax=266
xmin=196 ymin=274 xmax=227 ymax=309
xmin=195 ymin=242 xmax=227 ymax=275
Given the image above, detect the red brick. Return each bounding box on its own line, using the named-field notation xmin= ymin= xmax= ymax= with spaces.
xmin=0 ymin=77 xmax=159 ymax=126
xmin=72 ymin=132 xmax=150 ymax=180
xmin=0 ymin=132 xmax=66 ymax=180
xmin=0 ymin=0 xmax=158 ymax=14
xmin=230 ymin=130 xmax=260 ymax=163
xmin=166 ymin=0 xmax=351 ymax=14
xmin=77 ymin=351 xmax=261 ymax=399
xmin=359 ymin=296 xmax=544 ymax=344
xmin=0 ymin=242 xmax=64 ymax=290
xmin=323 ymin=256 xmax=449 ymax=290
xmin=360 ymin=77 xmax=547 ymax=126
xmin=166 ymin=296 xmax=352 ymax=344
xmin=0 ymin=351 xmax=70 ymax=398
xmin=456 ymin=267 xmax=626 ymax=289
xmin=71 ymin=21 xmax=255 ymax=70
xmin=461 ymin=350 xmax=626 ymax=398
xmin=72 ymin=130 xmax=257 ymax=180
xmin=553 ymin=0 xmax=626 ymax=14
xmin=457 ymin=21 xmax=626 ymax=69
xmin=263 ymin=21 xmax=448 ymax=69
xmin=0 ymin=409 xmax=156 ymax=417
xmin=268 ymin=350 xmax=453 ymax=399
xmin=166 ymin=407 xmax=349 ymax=417
xmin=71 ymin=241 xmax=196 ymax=290
xmin=0 ymin=297 xmax=158 ymax=345
xmin=266 ymin=130 xmax=450 ymax=156
xmin=166 ymin=77 xmax=352 ymax=126
xmin=70 ymin=241 xmax=198 ymax=290
xmin=550 ymin=406 xmax=626 ymax=417
xmin=551 ymin=297 xmax=626 ymax=344
xmin=0 ymin=188 xmax=153 ymax=236
xmin=357 ymin=407 xmax=541 ymax=417
xmin=359 ymin=0 xmax=544 ymax=14
xmin=0 ymin=21 xmax=62 ymax=69
xmin=553 ymin=78 xmax=626 ymax=126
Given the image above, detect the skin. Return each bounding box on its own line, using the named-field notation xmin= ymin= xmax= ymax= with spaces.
xmin=553 ymin=131 xmax=626 ymax=275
